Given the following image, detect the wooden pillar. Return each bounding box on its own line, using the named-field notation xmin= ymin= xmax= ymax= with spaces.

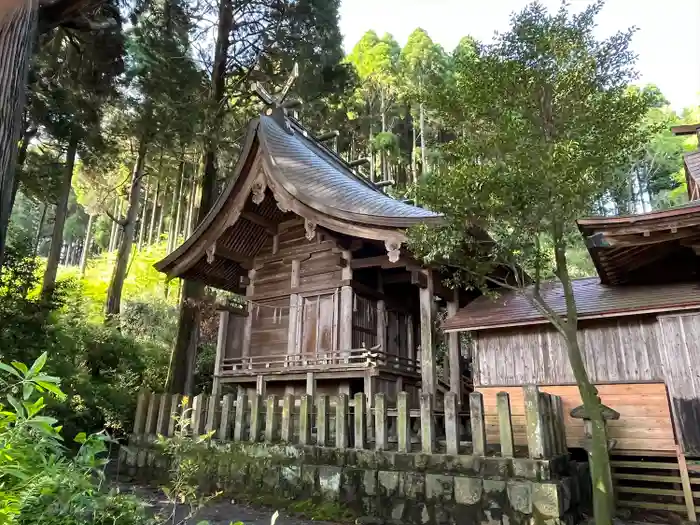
xmin=212 ymin=310 xmax=229 ymax=399
xmin=265 ymin=394 xmax=278 ymax=442
xmin=418 ymin=269 xmax=436 ymax=398
xmin=306 ymin=372 xmax=316 ymax=397
xmin=256 ymin=375 xmax=266 ymax=398
xmin=354 ymin=393 xmax=366 ymax=449
xmin=233 ymin=390 xmax=247 ymax=441
xmin=219 ymin=393 xmax=234 ymax=441
xmin=241 ymin=269 xmax=256 ymax=360
xmin=287 ymin=259 xmax=301 ymax=362
xmin=338 ymin=250 xmax=353 ymax=355
xmin=299 ymin=395 xmax=312 ymax=445
xmin=374 ymin=393 xmax=388 ymax=451
xmin=470 ymin=391 xmax=486 ymax=456
xmin=406 ymin=315 xmax=415 ymax=363
xmin=444 ymin=392 xmax=459 ymax=456
xmin=376 ymin=272 xmax=385 ymax=351
xmin=281 ymin=393 xmax=294 ymax=442
xmin=447 ymin=291 xmax=461 ymax=406
xmin=335 ymin=393 xmax=349 ymax=449
xmin=317 ymin=394 xmax=329 ymax=446
xmin=420 ymin=393 xmax=435 ymax=454
xmin=249 ymin=394 xmax=262 ymax=443
xmin=497 ymin=391 xmax=514 ymax=458
xmin=397 ymin=391 xmax=410 ymax=453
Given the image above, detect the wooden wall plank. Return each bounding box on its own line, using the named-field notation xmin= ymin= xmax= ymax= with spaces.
xmin=477 ymin=383 xmax=676 ymax=453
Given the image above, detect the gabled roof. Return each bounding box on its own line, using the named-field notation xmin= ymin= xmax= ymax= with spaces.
xmin=442 ymin=277 xmax=700 ymax=332
xmin=262 ymin=115 xmax=439 ymax=225
xmin=684 ymin=150 xmax=700 ymax=201
xmin=154 ymin=109 xmax=442 ymax=291
xmin=576 ymin=201 xmax=700 ymax=285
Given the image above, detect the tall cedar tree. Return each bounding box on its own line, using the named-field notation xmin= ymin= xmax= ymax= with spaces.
xmin=105 ymin=0 xmax=201 ymax=319
xmin=30 ymin=8 xmax=124 ymax=299
xmin=169 ymin=0 xmax=349 ymax=394
xmin=408 ymin=3 xmax=655 ymax=523
xmin=0 ymin=0 xmax=117 ymax=270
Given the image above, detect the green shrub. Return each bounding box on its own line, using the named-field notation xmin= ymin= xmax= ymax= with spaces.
xmin=0 ymin=353 xmax=150 ymax=524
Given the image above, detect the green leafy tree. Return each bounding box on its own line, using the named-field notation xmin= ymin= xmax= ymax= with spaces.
xmin=409 ymin=3 xmax=655 ymax=523
xmin=399 ymin=28 xmax=446 ymax=181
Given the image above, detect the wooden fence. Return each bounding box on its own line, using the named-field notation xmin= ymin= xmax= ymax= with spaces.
xmin=132 ymin=386 xmax=567 ymax=459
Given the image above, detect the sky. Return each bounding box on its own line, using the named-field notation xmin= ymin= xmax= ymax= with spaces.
xmin=339 ymin=0 xmax=700 ymax=111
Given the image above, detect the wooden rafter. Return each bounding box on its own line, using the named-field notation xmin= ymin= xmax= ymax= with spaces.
xmin=241 ymin=211 xmax=277 ymax=235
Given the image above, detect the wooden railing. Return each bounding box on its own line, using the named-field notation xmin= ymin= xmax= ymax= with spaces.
xmin=130 ymin=385 xmax=567 ymax=459
xmin=220 ymin=347 xmax=420 ymax=376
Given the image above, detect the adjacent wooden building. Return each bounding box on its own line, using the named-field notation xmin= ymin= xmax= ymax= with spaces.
xmin=156 ymin=106 xmax=471 ymax=406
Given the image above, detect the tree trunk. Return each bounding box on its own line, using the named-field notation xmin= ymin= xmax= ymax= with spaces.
xmin=0 ymin=0 xmax=38 ymax=270
xmin=34 ymin=200 xmax=46 ymax=255
xmin=185 ymin=173 xmax=197 ymax=238
xmin=169 ymin=157 xmax=186 ymax=253
xmin=169 ymin=0 xmax=233 ymax=394
xmin=41 ymin=135 xmax=77 ymax=300
xmin=412 ymin=113 xmax=417 ymax=184
xmin=105 ymin=136 xmax=148 ymax=320
xmin=419 ymin=102 xmax=427 ymax=175
xmin=148 ymin=179 xmax=159 ymax=245
xmin=551 ymin=225 xmax=614 ymax=525
xmin=108 ymin=198 xmax=118 ymax=252
xmin=80 ymin=213 xmax=95 ymax=276
xmin=157 ymin=185 xmax=166 ymax=243
xmin=137 ymin=177 xmax=149 ymax=250
xmin=8 ymin=125 xmax=35 ymax=215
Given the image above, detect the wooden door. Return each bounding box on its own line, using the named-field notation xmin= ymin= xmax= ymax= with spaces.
xmin=297 ymin=292 xmax=338 ymax=360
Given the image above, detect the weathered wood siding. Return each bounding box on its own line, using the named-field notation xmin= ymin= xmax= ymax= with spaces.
xmin=657 ymin=312 xmax=700 ymax=455
xmin=474 ymin=317 xmax=664 ymax=386
xmin=477 ymin=383 xmax=676 ymax=453
xmin=249 ymin=223 xmax=344 ymax=358
xmin=352 ymin=295 xmax=378 ymax=348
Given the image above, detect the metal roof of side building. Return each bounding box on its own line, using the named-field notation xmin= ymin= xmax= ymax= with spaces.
xmin=442 ymin=277 xmax=700 ymax=333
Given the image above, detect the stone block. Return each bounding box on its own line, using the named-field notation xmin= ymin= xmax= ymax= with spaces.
xmin=482 ymin=458 xmax=510 ymax=478
xmin=414 ymin=453 xmax=430 ymax=471
xmin=378 ymin=470 xmax=400 ymax=497
xmin=391 ymin=501 xmax=405 ymax=521
xmin=355 ymin=449 xmax=378 ymax=469
xmin=483 ymin=479 xmax=506 ymax=494
xmin=301 ymin=464 xmax=317 ymax=492
xmin=419 ymin=503 xmax=431 ymax=524
xmin=262 ymin=467 xmax=280 ymax=490
xmin=512 ymin=458 xmax=539 ymax=480
xmin=532 ymin=480 xmax=571 ymax=518
xmin=480 ymin=509 xmax=502 ymax=525
xmin=400 ymin=471 xmax=426 ymax=500
xmin=454 ymin=454 xmax=480 ymax=474
xmin=393 ymin=452 xmax=414 ymax=471
xmin=507 ymin=480 xmax=533 ymax=514
xmin=341 ymin=468 xmax=363 ymax=502
xmin=362 ymin=469 xmax=378 ymax=496
xmin=318 ymin=465 xmax=342 ymax=499
xmin=426 ymin=474 xmax=454 ymax=502
xmin=454 ymin=476 xmax=483 ymax=505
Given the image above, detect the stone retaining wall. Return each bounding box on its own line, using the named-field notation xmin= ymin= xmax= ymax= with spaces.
xmin=123 ymin=439 xmax=588 ymax=525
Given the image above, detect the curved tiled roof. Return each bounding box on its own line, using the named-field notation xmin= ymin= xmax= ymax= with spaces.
xmin=259 ymin=114 xmax=441 ymax=226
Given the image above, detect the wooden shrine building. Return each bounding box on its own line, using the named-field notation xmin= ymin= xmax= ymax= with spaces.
xmin=155 ymin=104 xmax=471 ymax=406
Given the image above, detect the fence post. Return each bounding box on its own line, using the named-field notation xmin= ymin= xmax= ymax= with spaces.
xmin=444 ymin=392 xmax=459 ymax=456
xmin=249 ymin=394 xmax=262 ymax=443
xmin=191 ymin=394 xmax=207 ymax=436
xmin=145 ymin=393 xmax=159 ymax=436
xmin=470 ymin=392 xmax=486 ymax=456
xmin=497 ymin=392 xmax=514 ymax=458
xmin=354 ymin=393 xmax=366 ymax=449
xmin=524 ymin=385 xmax=545 ymax=459
xmin=265 ymin=395 xmax=279 ymax=443
xmin=335 ymin=394 xmax=349 ymax=448
xmin=420 ymin=393 xmax=435 ymax=454
xmin=299 ymin=395 xmax=311 ymax=445
xmin=133 ymin=390 xmax=150 ymax=436
xmin=233 ymin=390 xmax=247 ymax=442
xmin=317 ymin=395 xmax=329 ymax=446
xmin=281 ymin=394 xmax=294 ymax=442
xmin=168 ymin=394 xmax=183 ymax=437
xmin=219 ymin=394 xmax=234 ymax=441
xmin=374 ymin=393 xmax=388 ymax=451
xmin=397 ymin=391 xmax=410 ymax=453
xmin=205 ymin=394 xmax=220 ymax=434
xmin=156 ymin=394 xmax=171 ymax=436
xmin=541 ymin=393 xmax=557 ymax=457
xmin=551 ymin=395 xmax=567 ymax=454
